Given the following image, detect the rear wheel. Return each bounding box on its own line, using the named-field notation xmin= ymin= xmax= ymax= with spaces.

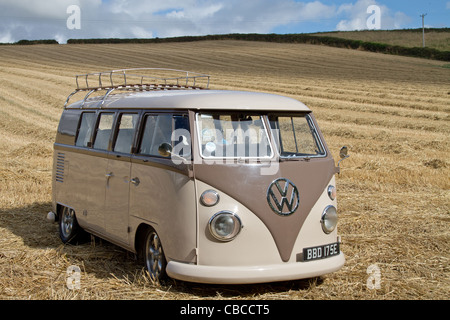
xmin=143 ymin=229 xmax=167 ymax=282
xmin=59 ymin=206 xmax=84 ymax=244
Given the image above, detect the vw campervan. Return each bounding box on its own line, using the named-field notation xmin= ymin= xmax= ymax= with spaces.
xmin=49 ymin=69 xmax=346 ymax=284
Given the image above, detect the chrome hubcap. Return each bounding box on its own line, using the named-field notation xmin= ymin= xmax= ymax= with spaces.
xmin=61 ymin=207 xmax=74 ymax=238
xmin=145 ymin=232 xmax=164 ymax=280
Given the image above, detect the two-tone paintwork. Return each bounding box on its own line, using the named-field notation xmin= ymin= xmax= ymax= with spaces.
xmin=52 ymin=89 xmax=345 ymax=284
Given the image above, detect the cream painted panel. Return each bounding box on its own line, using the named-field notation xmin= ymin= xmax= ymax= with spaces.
xmin=129 ymin=161 xmax=197 ymax=263
xmin=290 ymin=176 xmax=340 ymax=262
xmin=196 ymin=180 xmax=281 ymax=266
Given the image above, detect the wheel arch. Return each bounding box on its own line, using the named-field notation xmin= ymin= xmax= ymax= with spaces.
xmin=134 ymin=223 xmax=154 ymax=257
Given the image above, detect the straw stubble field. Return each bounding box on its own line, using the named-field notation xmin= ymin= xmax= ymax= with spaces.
xmin=0 ymin=40 xmax=448 ymax=300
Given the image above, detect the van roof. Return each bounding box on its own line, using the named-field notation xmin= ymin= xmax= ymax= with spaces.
xmin=66 ymin=89 xmax=310 ymax=112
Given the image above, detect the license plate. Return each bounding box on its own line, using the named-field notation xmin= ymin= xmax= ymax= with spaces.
xmin=303 ymin=242 xmax=340 ymax=262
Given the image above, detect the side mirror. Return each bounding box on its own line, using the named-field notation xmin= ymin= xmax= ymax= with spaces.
xmin=337 ymin=146 xmax=350 ymax=174
xmin=158 ymin=142 xmax=190 ymax=164
xmin=158 ymin=142 xmax=173 ymax=157
xmin=340 ymin=146 xmax=348 ymax=159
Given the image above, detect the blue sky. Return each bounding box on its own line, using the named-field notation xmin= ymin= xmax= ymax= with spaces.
xmin=0 ymin=0 xmax=448 ymax=43
xmin=273 ymin=0 xmax=449 ymax=33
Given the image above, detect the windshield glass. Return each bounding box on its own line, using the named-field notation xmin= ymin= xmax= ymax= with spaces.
xmin=268 ymin=114 xmax=326 ymax=158
xmin=196 ymin=113 xmax=273 ymax=159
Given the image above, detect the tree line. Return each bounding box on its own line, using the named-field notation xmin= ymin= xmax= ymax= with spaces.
xmin=4 ymin=29 xmax=449 ymax=62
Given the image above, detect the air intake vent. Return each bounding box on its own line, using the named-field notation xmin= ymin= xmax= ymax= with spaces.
xmin=55 ymin=152 xmax=65 ymax=183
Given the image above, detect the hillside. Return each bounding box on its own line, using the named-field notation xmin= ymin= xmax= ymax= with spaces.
xmin=312 ymin=28 xmax=450 ymax=51
xmin=4 ymin=28 xmax=450 ymax=61
xmin=0 ymin=40 xmax=449 ymax=300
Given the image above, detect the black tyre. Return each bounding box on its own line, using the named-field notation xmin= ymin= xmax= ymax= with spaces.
xmin=143 ymin=228 xmax=167 ymax=282
xmin=59 ymin=206 xmax=84 ymax=244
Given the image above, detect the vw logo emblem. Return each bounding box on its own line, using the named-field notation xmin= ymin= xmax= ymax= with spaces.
xmin=267 ymin=178 xmax=299 ymax=216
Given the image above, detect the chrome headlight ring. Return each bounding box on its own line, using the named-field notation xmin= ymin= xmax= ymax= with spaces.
xmin=208 ymin=211 xmax=242 ymax=241
xmin=321 ymin=205 xmax=338 ymax=234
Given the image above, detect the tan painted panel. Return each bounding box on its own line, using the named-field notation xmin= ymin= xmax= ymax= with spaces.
xmin=53 ymin=147 xmax=109 ymax=233
xmin=129 ymin=159 xmax=197 ymax=263
xmin=104 ymin=156 xmax=132 ymax=246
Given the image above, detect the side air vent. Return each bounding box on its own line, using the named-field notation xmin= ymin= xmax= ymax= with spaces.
xmin=55 ymin=152 xmax=65 ymax=183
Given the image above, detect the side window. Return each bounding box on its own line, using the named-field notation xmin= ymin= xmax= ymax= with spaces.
xmin=138 ymin=115 xmax=158 ymax=156
xmin=139 ymin=114 xmax=190 ymax=158
xmin=75 ymin=112 xmax=96 ymax=147
xmin=139 ymin=114 xmax=172 ymax=157
xmin=173 ymin=114 xmax=191 ymax=158
xmin=113 ymin=113 xmax=139 ymax=154
xmin=93 ymin=113 xmax=114 ymax=150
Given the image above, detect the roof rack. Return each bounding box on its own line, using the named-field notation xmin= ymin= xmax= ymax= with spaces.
xmin=64 ymin=68 xmax=211 ymax=108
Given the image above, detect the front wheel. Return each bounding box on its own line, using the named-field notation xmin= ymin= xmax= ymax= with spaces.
xmin=143 ymin=229 xmax=167 ymax=282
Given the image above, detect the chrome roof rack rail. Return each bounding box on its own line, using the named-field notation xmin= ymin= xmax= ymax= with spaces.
xmin=64 ymin=68 xmax=210 ymax=109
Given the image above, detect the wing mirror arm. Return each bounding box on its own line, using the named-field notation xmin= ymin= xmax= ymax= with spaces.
xmin=336 ymin=146 xmax=350 ymax=174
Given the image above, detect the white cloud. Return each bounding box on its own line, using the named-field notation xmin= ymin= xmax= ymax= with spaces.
xmin=0 ymin=0 xmax=342 ymax=42
xmin=0 ymin=30 xmax=13 ymax=43
xmin=0 ymin=0 xmax=413 ymax=43
xmin=129 ymin=26 xmax=153 ymax=39
xmin=336 ymin=0 xmax=411 ymax=31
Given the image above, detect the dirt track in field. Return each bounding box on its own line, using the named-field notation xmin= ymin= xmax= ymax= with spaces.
xmin=0 ymin=40 xmax=448 ymax=299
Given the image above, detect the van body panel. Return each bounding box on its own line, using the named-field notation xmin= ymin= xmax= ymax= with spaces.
xmin=291 ymin=176 xmax=339 ymax=260
xmin=194 ymin=158 xmax=336 ymax=262
xmin=128 ymin=158 xmax=197 ymax=264
xmin=53 ymin=146 xmax=108 ymax=233
xmin=195 ymin=180 xmax=281 ymax=266
xmin=104 ymin=154 xmax=132 ymax=246
xmin=173 ymin=175 xmax=342 ymax=283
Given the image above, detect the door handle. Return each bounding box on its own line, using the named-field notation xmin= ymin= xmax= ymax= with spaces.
xmin=105 ymin=172 xmax=114 ymax=179
xmin=130 ymin=177 xmax=140 ymax=186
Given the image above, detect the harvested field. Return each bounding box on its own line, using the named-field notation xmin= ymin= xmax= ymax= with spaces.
xmin=0 ymin=40 xmax=449 ymax=300
xmin=313 ymin=29 xmax=450 ymax=51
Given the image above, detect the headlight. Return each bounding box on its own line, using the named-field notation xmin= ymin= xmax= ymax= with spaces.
xmin=321 ymin=205 xmax=338 ymax=234
xmin=200 ymin=190 xmax=220 ymax=207
xmin=327 ymin=185 xmax=336 ymax=200
xmin=209 ymin=211 xmax=242 ymax=241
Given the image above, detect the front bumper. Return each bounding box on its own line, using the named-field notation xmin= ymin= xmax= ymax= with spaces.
xmin=166 ymin=251 xmax=345 ymax=284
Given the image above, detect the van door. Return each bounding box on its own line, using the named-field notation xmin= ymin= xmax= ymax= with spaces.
xmin=129 ymin=112 xmax=197 ymax=263
xmin=104 ymin=113 xmax=139 ymax=245
xmin=79 ymin=111 xmax=115 ymax=234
